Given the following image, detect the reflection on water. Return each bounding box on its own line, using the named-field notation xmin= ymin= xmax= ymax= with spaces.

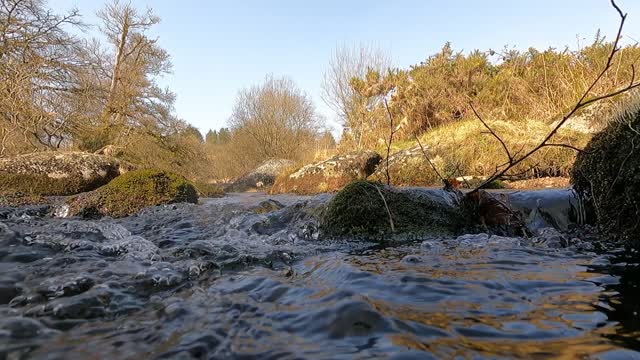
xmin=0 ymin=193 xmax=639 ymax=359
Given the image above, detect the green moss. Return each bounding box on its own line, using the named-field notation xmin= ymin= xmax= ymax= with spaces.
xmin=191 ymin=181 xmax=224 ymax=198
xmin=460 ymin=178 xmax=506 ymax=189
xmin=0 ymin=172 xmax=111 ymax=196
xmin=571 ymin=107 xmax=640 ymax=242
xmin=321 ymin=180 xmax=465 ymax=240
xmin=69 ymin=169 xmax=198 ymax=218
xmin=0 ymin=191 xmax=49 ymax=207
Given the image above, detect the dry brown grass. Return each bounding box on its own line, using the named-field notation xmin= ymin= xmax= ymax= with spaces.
xmin=373 ymin=118 xmax=592 ymax=186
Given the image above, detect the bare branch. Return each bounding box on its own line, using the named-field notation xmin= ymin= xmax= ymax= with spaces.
xmin=382 ymin=97 xmax=396 ymax=186
xmin=542 ymin=143 xmax=587 ymax=153
xmin=470 ymin=102 xmax=512 ymax=161
xmin=369 ymin=182 xmax=395 ymax=232
xmin=414 ymin=134 xmax=445 ymax=182
xmin=468 ymin=0 xmax=639 ymax=194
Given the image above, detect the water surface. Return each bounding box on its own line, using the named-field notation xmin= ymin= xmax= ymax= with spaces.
xmin=0 ymin=193 xmax=638 ymax=359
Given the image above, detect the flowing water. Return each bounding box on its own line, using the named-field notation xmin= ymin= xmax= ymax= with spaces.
xmin=0 ymin=192 xmax=639 ymax=359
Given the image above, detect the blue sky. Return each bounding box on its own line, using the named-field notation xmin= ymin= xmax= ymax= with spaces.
xmin=49 ymin=0 xmax=640 ymax=136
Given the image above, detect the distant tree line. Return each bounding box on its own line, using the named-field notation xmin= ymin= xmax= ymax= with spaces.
xmin=205 ymin=128 xmax=231 ymax=145
xmin=0 ymin=0 xmax=335 ymax=181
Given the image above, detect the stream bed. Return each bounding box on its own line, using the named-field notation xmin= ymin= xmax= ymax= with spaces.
xmin=0 ymin=191 xmax=639 ymax=359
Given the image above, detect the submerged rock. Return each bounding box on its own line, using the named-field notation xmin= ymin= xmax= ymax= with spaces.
xmin=68 ymin=169 xmax=198 ymax=218
xmin=271 ymin=150 xmax=382 ymax=194
xmin=0 ymin=151 xmax=134 ymax=196
xmin=321 ymin=180 xmax=465 ymax=239
xmin=225 ymin=159 xmax=295 ymax=193
xmin=571 ymin=103 xmax=640 ymax=242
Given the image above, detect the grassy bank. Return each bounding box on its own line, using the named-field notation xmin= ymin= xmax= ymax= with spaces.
xmin=372 ymin=118 xmax=591 ymax=187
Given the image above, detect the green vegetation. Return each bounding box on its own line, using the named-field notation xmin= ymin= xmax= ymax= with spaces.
xmin=372 ymin=118 xmax=591 ymax=186
xmin=0 ymin=191 xmax=48 ymax=207
xmin=69 ymin=169 xmax=198 ymax=218
xmin=191 ymin=180 xmax=224 ymax=198
xmin=0 ymin=173 xmax=107 ymax=196
xmin=321 ymin=180 xmax=465 ymax=239
xmin=341 ymin=40 xmax=640 ymax=151
xmin=572 ymin=103 xmax=640 ymax=242
xmin=2 ymin=0 xmax=638 ymax=192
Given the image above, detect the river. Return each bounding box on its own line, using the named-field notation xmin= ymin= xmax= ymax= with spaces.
xmin=1 ymin=192 xmax=639 ymax=359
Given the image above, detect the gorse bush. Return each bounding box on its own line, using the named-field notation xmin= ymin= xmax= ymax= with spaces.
xmin=341 ymin=38 xmax=640 ymax=150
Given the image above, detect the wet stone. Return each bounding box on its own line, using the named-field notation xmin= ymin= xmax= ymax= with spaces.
xmin=0 ymin=316 xmax=57 ymax=339
xmin=36 ymin=275 xmax=95 ymax=299
xmin=36 ymin=286 xmax=113 ymax=319
xmin=0 ymin=280 xmax=21 ymax=305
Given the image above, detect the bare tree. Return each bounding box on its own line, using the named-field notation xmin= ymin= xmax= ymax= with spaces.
xmin=93 ymin=0 xmax=174 ymax=147
xmin=0 ymin=0 xmax=83 ymax=156
xmin=228 ymin=75 xmax=322 ymax=167
xmin=321 ymin=44 xmax=391 ymax=149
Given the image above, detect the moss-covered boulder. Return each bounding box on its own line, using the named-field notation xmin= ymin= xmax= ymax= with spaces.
xmin=271 ymin=151 xmax=382 ymax=195
xmin=321 ymin=180 xmax=466 ymax=239
xmin=571 ymin=105 xmax=640 ymax=242
xmin=68 ymin=169 xmax=198 ymax=218
xmin=0 ymin=191 xmax=49 ymax=207
xmin=192 ymin=180 xmax=224 ymax=198
xmin=0 ymin=152 xmax=134 ymax=196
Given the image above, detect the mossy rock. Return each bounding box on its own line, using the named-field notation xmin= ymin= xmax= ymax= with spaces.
xmin=192 ymin=181 xmax=224 ymax=198
xmin=0 ymin=152 xmax=134 ymax=196
xmin=0 ymin=191 xmax=49 ymax=207
xmin=460 ymin=178 xmax=506 ymax=190
xmin=571 ymin=105 xmax=640 ymax=242
xmin=321 ymin=180 xmax=466 ymax=240
xmin=68 ymin=169 xmax=198 ymax=218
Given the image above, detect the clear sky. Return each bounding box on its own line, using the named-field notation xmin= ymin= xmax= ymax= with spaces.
xmin=48 ymin=0 xmax=640 ymax=136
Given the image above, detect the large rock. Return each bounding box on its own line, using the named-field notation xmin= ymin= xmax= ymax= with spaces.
xmin=0 ymin=152 xmax=134 ymax=196
xmin=571 ymin=104 xmax=640 ymax=242
xmin=0 ymin=191 xmax=49 ymax=207
xmin=270 ymin=150 xmax=382 ymax=194
xmin=320 ymin=180 xmax=465 ymax=240
xmin=225 ymin=159 xmax=295 ymax=193
xmin=67 ymin=169 xmax=198 ymax=218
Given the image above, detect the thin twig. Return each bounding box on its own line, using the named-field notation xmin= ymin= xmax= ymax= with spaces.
xmin=414 ymin=134 xmax=445 ymax=182
xmin=382 ymin=97 xmax=397 ymax=186
xmin=470 ymin=102 xmax=512 ymax=161
xmin=369 ymin=182 xmax=395 ymax=232
xmin=542 ymin=143 xmax=587 ymax=152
